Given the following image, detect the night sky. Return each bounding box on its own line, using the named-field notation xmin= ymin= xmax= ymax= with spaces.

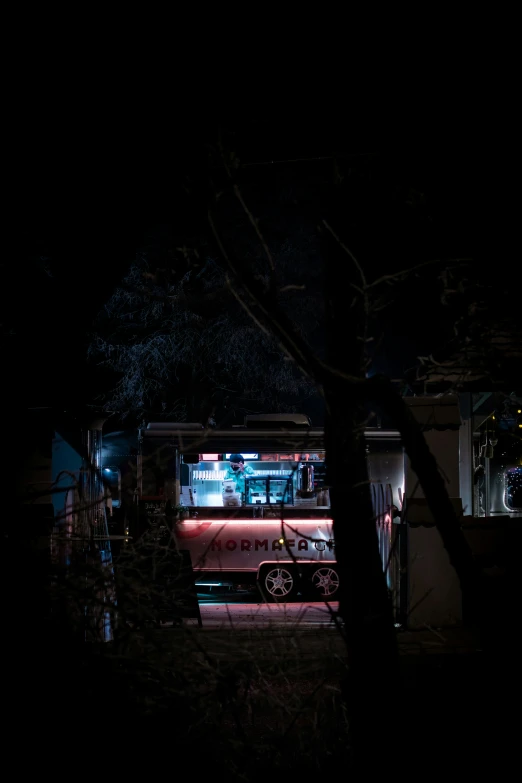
xmin=9 ymin=120 xmax=501 ymax=421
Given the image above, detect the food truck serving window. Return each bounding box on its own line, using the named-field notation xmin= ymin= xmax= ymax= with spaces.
xmin=179 ymin=452 xmax=329 ymax=509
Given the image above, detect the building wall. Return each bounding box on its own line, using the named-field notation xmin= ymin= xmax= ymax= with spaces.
xmin=404 ymin=398 xmax=463 ymax=628
xmin=17 ymin=421 xmax=53 ymax=506
xmin=51 ymin=432 xmax=83 ymax=525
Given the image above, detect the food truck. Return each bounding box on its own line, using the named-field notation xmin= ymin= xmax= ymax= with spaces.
xmin=136 ymin=414 xmax=404 ymax=601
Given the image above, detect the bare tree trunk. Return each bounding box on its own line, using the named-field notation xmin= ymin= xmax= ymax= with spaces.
xmin=323 ymin=235 xmax=399 ymax=770
xmin=325 ymin=384 xmax=399 ymax=769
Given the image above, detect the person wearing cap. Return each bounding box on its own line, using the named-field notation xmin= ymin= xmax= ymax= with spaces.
xmin=223 ymin=453 xmax=255 ymax=501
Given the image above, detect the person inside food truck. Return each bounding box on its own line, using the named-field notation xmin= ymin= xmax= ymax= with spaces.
xmin=223 ymin=453 xmax=255 ymax=499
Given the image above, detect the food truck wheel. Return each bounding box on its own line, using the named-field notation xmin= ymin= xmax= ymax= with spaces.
xmin=310 ymin=566 xmax=340 ymax=599
xmin=258 ymin=565 xmax=299 ymax=602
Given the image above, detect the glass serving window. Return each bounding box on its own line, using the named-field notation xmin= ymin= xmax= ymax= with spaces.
xmin=245 ymin=476 xmax=293 ymax=506
xmin=179 ymin=454 xmax=327 ymax=507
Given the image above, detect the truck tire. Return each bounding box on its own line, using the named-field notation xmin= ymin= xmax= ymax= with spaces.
xmin=309 ymin=565 xmax=340 ymax=599
xmin=257 ymin=565 xmax=299 ymax=603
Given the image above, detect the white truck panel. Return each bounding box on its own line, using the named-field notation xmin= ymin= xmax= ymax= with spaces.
xmin=175 ymin=518 xmax=335 ymax=572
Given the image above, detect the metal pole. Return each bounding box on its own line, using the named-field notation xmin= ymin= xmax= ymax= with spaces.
xmin=485 ymin=455 xmax=491 ymax=518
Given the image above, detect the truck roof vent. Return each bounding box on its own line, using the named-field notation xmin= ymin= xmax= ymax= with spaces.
xmin=244 ymin=413 xmax=312 ymax=428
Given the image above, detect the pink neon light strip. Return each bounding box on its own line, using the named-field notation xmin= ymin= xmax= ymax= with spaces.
xmin=181 ymin=519 xmax=333 ymax=524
